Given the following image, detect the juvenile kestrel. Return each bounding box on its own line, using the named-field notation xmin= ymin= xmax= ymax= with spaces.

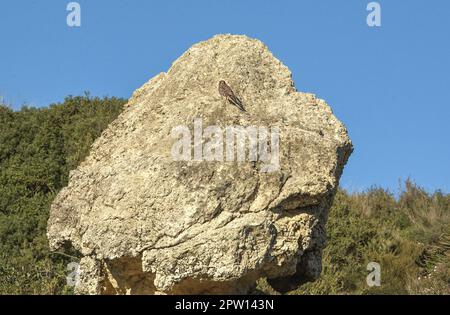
xmin=218 ymin=80 xmax=246 ymax=112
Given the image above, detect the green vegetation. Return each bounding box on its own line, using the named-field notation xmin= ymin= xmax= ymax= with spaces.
xmin=293 ymin=183 xmax=450 ymax=294
xmin=0 ymin=95 xmax=126 ymax=294
xmin=259 ymin=183 xmax=450 ymax=295
xmin=0 ymin=96 xmax=448 ymax=294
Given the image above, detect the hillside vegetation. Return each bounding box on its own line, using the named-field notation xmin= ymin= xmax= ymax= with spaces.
xmin=0 ymin=95 xmax=125 ymax=294
xmin=290 ymin=183 xmax=450 ymax=294
xmin=1 ymin=97 xmax=449 ymax=294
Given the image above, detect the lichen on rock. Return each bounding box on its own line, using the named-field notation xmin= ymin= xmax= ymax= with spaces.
xmin=47 ymin=34 xmax=353 ymax=295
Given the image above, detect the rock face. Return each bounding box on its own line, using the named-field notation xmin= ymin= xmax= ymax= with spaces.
xmin=47 ymin=34 xmax=353 ymax=295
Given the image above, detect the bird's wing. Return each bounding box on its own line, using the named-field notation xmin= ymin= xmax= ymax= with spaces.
xmin=228 ymin=94 xmax=246 ymax=112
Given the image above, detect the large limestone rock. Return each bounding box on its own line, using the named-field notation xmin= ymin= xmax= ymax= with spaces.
xmin=47 ymin=34 xmax=352 ymax=294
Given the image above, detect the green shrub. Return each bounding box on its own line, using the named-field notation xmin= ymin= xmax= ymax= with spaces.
xmin=279 ymin=184 xmax=450 ymax=295
xmin=0 ymin=95 xmax=125 ymax=294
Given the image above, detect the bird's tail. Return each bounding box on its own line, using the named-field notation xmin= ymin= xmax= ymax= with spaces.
xmin=229 ymin=96 xmax=246 ymax=112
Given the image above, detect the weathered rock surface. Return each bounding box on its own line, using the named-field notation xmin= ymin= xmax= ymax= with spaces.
xmin=47 ymin=34 xmax=352 ymax=295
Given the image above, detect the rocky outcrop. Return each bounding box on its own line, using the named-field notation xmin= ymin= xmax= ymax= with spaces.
xmin=47 ymin=34 xmax=352 ymax=295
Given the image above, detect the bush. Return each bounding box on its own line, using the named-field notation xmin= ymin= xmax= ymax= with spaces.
xmin=0 ymin=95 xmax=125 ymax=294
xmin=279 ymin=183 xmax=450 ymax=295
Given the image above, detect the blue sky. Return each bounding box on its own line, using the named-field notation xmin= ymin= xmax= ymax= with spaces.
xmin=1 ymin=0 xmax=449 ymax=193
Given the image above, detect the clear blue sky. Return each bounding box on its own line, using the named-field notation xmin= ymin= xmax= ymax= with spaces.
xmin=1 ymin=0 xmax=449 ymax=193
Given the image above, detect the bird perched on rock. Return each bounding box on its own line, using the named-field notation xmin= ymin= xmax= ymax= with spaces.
xmin=218 ymin=80 xmax=246 ymax=112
